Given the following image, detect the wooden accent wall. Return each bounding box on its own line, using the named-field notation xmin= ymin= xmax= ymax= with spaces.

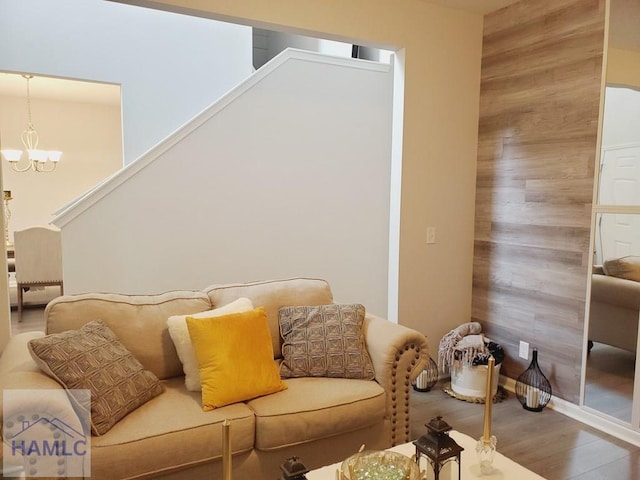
xmin=472 ymin=0 xmax=605 ymax=403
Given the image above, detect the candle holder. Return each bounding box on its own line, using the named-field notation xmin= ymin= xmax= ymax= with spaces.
xmin=412 ymin=356 xmax=439 ymax=392
xmin=475 ymin=435 xmax=497 ymax=474
xmin=515 ymin=348 xmax=552 ymax=412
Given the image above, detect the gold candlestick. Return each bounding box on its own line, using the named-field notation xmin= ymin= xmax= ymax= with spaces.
xmin=3 ymin=190 xmax=12 ymax=247
xmin=482 ymin=356 xmax=495 ymax=443
xmin=222 ymin=418 xmax=232 ymax=480
xmin=476 ymin=356 xmax=497 ymax=474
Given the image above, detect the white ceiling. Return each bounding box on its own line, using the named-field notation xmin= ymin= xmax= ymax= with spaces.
xmin=0 ymin=0 xmax=636 ymax=105
xmin=0 ymin=72 xmax=120 ymax=106
xmin=0 ymin=1 xmax=527 ymax=106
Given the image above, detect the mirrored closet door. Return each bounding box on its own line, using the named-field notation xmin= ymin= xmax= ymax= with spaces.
xmin=583 ymin=0 xmax=640 ymax=427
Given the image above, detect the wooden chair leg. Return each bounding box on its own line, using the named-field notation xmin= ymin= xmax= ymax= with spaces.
xmin=17 ymin=284 xmax=23 ymax=323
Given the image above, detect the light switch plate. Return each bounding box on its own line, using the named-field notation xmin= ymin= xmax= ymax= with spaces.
xmin=426 ymin=227 xmax=436 ymax=244
xmin=519 ymin=341 xmax=529 ymax=360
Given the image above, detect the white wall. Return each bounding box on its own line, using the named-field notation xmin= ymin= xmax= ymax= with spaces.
xmin=55 ymin=50 xmax=393 ymax=317
xmin=601 ymin=86 xmax=640 ymax=147
xmin=607 ymin=48 xmax=640 ymax=89
xmin=0 ymin=0 xmax=252 ymax=164
xmin=0 ymin=95 xmax=123 ymax=238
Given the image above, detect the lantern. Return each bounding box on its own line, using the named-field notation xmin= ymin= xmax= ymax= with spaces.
xmin=413 ymin=416 xmax=464 ymax=480
xmin=278 ymin=456 xmax=309 ymax=480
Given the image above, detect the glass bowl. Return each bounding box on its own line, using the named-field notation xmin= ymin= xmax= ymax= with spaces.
xmin=340 ymin=450 xmax=422 ymax=480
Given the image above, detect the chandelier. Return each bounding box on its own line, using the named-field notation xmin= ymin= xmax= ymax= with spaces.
xmin=1 ymin=75 xmax=62 ymax=172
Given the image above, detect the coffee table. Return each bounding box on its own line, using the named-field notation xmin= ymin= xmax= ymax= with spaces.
xmin=306 ymin=430 xmax=546 ymax=479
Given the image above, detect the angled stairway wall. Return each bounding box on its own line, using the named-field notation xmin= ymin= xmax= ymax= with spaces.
xmin=53 ymin=49 xmax=394 ymax=317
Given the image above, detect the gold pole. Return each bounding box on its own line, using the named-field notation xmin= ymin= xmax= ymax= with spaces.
xmin=222 ymin=418 xmax=232 ymax=480
xmin=482 ymin=356 xmax=495 ymax=443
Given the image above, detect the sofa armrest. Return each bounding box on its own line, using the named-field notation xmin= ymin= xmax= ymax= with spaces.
xmin=0 ymin=331 xmax=45 ymax=374
xmin=363 ymin=313 xmax=429 ymax=445
xmin=591 ymin=273 xmax=640 ymax=310
xmin=1 ymin=332 xmax=87 ymax=475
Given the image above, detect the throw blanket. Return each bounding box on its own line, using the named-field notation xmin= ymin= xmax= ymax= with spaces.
xmin=438 ymin=322 xmax=486 ymax=371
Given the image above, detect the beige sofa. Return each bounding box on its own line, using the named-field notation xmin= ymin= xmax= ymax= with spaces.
xmin=589 ymin=267 xmax=640 ymax=353
xmin=0 ymin=277 xmax=429 ymax=479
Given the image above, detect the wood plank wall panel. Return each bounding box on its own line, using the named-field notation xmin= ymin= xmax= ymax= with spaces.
xmin=472 ymin=0 xmax=605 ymax=403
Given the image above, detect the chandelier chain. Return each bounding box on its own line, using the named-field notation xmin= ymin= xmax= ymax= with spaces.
xmin=24 ymin=75 xmax=34 ymax=130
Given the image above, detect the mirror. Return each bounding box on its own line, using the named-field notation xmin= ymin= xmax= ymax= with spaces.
xmin=585 ymin=212 xmax=640 ymax=424
xmin=583 ymin=0 xmax=640 ymax=426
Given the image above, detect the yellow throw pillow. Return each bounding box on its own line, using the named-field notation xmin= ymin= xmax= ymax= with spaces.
xmin=186 ymin=307 xmax=287 ymax=410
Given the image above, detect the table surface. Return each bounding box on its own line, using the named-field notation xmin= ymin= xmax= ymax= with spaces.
xmin=306 ymin=430 xmax=546 ymax=480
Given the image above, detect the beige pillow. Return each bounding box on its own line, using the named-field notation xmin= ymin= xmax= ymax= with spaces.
xmin=279 ymin=304 xmax=375 ymax=379
xmin=28 ymin=320 xmax=163 ymax=436
xmin=603 ymin=256 xmax=640 ymax=282
xmin=167 ymin=297 xmax=254 ymax=391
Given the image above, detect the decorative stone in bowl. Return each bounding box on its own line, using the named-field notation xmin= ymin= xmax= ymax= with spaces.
xmin=340 ymin=450 xmax=422 ymax=480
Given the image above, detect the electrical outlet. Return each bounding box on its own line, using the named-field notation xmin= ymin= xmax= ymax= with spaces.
xmin=426 ymin=227 xmax=436 ymax=244
xmin=519 ymin=341 xmax=529 ymax=360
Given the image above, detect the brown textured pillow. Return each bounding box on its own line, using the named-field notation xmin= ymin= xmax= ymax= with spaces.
xmin=603 ymin=256 xmax=640 ymax=282
xmin=28 ymin=320 xmax=163 ymax=435
xmin=279 ymin=304 xmax=375 ymax=379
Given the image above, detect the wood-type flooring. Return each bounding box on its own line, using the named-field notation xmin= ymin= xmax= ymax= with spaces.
xmin=410 ymin=383 xmax=640 ymax=479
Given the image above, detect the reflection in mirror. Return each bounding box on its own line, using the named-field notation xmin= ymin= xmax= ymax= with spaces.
xmin=583 ymin=0 xmax=640 ymax=427
xmin=599 ymin=86 xmax=640 ymax=206
xmin=594 ymin=212 xmax=640 ymax=264
xmin=585 ymin=213 xmax=640 ymax=423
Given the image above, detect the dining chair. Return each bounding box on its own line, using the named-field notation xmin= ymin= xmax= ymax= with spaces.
xmin=14 ymin=225 xmax=64 ymax=322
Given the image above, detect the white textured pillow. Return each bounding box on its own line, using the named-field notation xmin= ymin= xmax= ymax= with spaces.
xmin=167 ymin=297 xmax=254 ymax=391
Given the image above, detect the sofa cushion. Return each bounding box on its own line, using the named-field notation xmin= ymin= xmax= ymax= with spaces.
xmin=186 ymin=307 xmax=287 ymax=410
xmin=279 ymin=304 xmax=375 ymax=379
xmin=167 ymin=297 xmax=254 ymax=391
xmin=248 ymin=376 xmax=385 ymax=450
xmin=90 ymin=377 xmax=255 ymax=479
xmin=44 ymin=290 xmax=213 ymax=380
xmin=204 ymin=278 xmax=333 ymax=359
xmin=28 ymin=320 xmax=163 ymax=435
xmin=603 ymin=255 xmax=640 ymax=282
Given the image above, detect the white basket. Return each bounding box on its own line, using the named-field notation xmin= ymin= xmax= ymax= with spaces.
xmin=451 ymin=362 xmax=501 ymax=399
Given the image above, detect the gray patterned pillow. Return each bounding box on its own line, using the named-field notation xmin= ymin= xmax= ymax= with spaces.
xmin=28 ymin=320 xmax=163 ymax=435
xmin=603 ymin=256 xmax=640 ymax=282
xmin=279 ymin=304 xmax=375 ymax=379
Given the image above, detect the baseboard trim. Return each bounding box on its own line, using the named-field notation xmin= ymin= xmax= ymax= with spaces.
xmin=500 ymin=376 xmax=640 ymax=448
